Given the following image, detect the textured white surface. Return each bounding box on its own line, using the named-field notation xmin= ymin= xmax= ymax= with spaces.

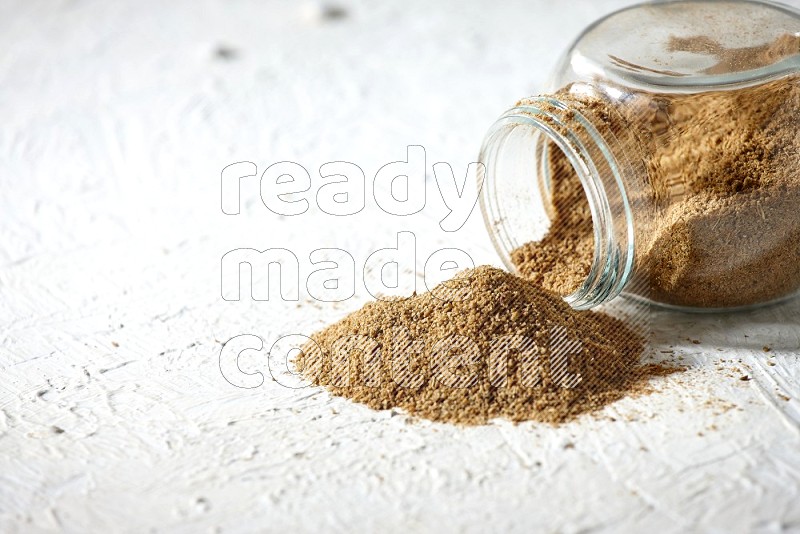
xmin=1 ymin=0 xmax=799 ymax=532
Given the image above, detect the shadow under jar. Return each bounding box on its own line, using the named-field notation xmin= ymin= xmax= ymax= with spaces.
xmin=479 ymin=0 xmax=800 ymax=311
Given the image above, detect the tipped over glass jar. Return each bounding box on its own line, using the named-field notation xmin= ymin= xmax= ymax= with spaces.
xmin=479 ymin=0 xmax=800 ymax=311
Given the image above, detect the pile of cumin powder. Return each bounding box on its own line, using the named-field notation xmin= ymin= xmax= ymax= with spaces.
xmin=296 ymin=267 xmax=672 ymax=425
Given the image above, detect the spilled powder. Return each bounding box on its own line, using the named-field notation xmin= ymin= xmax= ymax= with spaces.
xmin=296 ymin=266 xmax=673 ymax=425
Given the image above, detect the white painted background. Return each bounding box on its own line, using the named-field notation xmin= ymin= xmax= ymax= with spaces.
xmin=1 ymin=0 xmax=799 ymax=532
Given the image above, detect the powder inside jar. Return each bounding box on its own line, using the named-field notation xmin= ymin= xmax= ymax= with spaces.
xmin=511 ymin=146 xmax=594 ymax=296
xmin=637 ymin=76 xmax=800 ymax=307
xmin=510 ymin=143 xmax=594 ymax=297
xmin=510 ymin=74 xmax=800 ymax=308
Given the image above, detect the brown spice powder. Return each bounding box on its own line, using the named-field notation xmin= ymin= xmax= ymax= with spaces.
xmin=637 ymin=76 xmax=800 ymax=307
xmin=296 ymin=266 xmax=673 ymax=425
xmin=510 ymin=142 xmax=594 ymax=296
xmin=511 ymin=74 xmax=800 ymax=307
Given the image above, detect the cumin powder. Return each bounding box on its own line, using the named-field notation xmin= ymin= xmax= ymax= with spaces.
xmin=511 ymin=74 xmax=800 ymax=307
xmin=296 ymin=267 xmax=671 ymax=425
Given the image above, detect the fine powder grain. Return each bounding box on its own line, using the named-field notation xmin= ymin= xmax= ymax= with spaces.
xmin=296 ymin=266 xmax=672 ymax=425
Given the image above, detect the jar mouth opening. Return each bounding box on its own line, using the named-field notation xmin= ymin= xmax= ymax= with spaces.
xmin=478 ymin=98 xmax=636 ymax=309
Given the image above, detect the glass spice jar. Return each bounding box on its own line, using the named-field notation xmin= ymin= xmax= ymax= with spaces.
xmin=479 ymin=0 xmax=800 ymax=311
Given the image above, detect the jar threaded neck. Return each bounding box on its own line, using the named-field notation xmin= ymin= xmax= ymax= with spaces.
xmin=478 ymin=95 xmax=637 ymax=309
